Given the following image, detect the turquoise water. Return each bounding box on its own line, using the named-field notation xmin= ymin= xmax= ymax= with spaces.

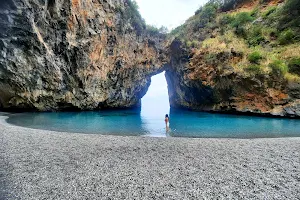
xmin=6 ymin=109 xmax=300 ymax=138
xmin=5 ymin=73 xmax=300 ymax=138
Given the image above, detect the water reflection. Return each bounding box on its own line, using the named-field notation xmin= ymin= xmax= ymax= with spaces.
xmin=8 ymin=110 xmax=148 ymax=136
xmin=6 ymin=71 xmax=300 ymax=138
xmin=140 ymin=107 xmax=170 ymax=137
xmin=6 ymin=108 xmax=300 ymax=138
xmin=7 ymin=72 xmax=173 ymax=137
xmin=168 ymin=108 xmax=300 ymax=138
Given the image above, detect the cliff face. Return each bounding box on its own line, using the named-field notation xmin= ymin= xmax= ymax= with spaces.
xmin=166 ymin=40 xmax=300 ymax=117
xmin=0 ymin=0 xmax=167 ymax=111
xmin=1 ymin=0 xmax=299 ymax=118
xmin=166 ymin=0 xmax=300 ymax=117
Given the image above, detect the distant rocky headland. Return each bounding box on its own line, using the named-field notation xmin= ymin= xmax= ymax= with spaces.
xmin=0 ymin=0 xmax=300 ymax=118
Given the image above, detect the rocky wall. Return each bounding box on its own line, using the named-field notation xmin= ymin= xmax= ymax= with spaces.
xmin=0 ymin=0 xmax=167 ymax=111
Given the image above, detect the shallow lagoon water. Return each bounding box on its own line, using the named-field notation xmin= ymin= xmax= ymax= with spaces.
xmin=6 ymin=108 xmax=300 ymax=138
xmin=5 ymin=72 xmax=300 ymax=138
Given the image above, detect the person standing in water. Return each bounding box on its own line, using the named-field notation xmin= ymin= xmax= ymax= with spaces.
xmin=165 ymin=114 xmax=169 ymax=131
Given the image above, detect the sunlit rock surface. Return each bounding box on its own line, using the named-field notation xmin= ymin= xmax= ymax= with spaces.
xmin=164 ymin=0 xmax=300 ymax=118
xmin=0 ymin=0 xmax=167 ymax=111
xmin=1 ymin=0 xmax=299 ymax=118
xmin=166 ymin=39 xmax=300 ymax=118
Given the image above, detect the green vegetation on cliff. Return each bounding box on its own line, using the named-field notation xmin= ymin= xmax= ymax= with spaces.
xmin=165 ymin=0 xmax=300 ymax=117
xmin=119 ymin=0 xmax=167 ymax=37
xmin=169 ymin=0 xmax=300 ymax=81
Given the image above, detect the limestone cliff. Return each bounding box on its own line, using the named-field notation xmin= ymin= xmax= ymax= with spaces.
xmin=0 ymin=0 xmax=167 ymax=111
xmin=1 ymin=0 xmax=299 ymax=119
xmin=166 ymin=0 xmax=300 ymax=117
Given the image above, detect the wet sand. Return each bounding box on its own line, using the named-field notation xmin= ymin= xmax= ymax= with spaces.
xmin=0 ymin=114 xmax=299 ymax=199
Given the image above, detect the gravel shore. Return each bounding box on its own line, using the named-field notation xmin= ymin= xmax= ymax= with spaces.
xmin=0 ymin=114 xmax=300 ymax=199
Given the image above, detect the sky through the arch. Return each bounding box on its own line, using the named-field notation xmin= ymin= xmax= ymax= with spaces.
xmin=136 ymin=0 xmax=208 ymax=30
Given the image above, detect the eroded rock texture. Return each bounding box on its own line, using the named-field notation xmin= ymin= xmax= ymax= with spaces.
xmin=0 ymin=0 xmax=167 ymax=111
xmin=166 ymin=40 xmax=300 ymax=117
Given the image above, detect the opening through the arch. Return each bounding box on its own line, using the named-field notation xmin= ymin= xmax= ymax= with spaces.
xmin=141 ymin=72 xmax=170 ymax=137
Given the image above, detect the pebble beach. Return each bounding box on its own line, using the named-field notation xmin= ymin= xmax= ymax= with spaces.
xmin=0 ymin=114 xmax=300 ymax=199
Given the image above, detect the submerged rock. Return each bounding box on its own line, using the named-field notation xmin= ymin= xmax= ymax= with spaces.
xmin=0 ymin=0 xmax=167 ymax=111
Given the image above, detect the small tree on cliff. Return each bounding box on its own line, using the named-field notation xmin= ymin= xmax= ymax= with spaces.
xmin=125 ymin=0 xmax=146 ymax=35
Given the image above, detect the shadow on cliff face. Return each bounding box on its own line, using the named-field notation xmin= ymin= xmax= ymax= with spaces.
xmin=164 ymin=39 xmax=216 ymax=110
xmin=47 ymin=0 xmax=57 ymax=17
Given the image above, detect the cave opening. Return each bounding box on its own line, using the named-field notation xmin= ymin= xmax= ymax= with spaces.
xmin=141 ymin=71 xmax=169 ymax=116
xmin=140 ymin=72 xmax=170 ymax=136
xmin=141 ymin=72 xmax=170 ymax=129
